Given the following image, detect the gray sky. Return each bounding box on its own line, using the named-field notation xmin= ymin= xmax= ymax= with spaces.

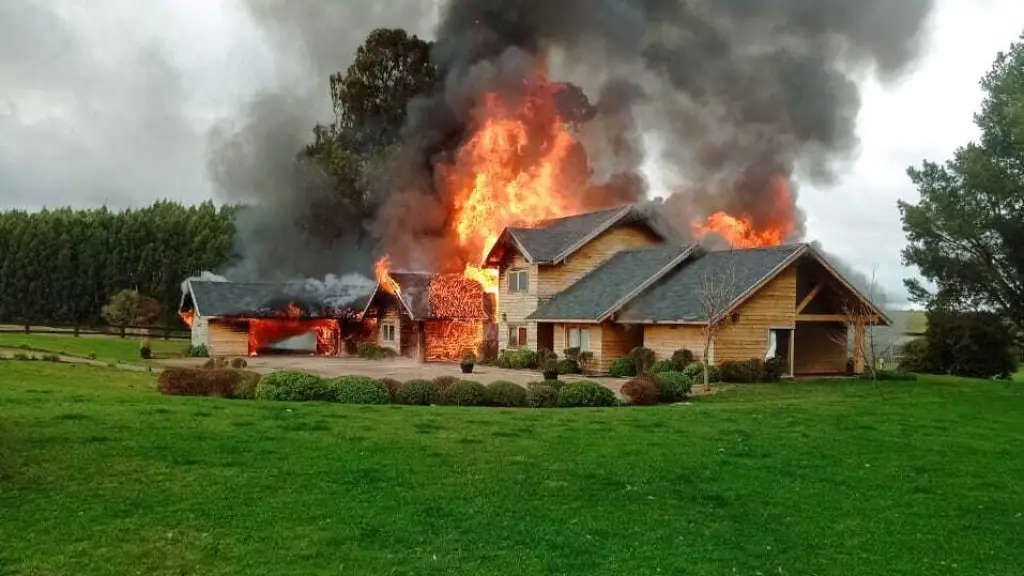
xmin=1 ymin=0 xmax=1021 ymax=304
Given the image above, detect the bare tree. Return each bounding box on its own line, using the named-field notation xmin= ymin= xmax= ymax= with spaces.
xmin=829 ymin=266 xmax=893 ymax=383
xmin=696 ymin=258 xmax=738 ymax=392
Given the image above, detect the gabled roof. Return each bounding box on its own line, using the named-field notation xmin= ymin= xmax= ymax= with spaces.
xmin=527 ymin=244 xmax=695 ymax=322
xmin=182 ymin=280 xmax=371 ymax=319
xmin=361 ymin=272 xmax=488 ymax=321
xmin=484 ymin=203 xmax=674 ymax=265
xmin=616 ymin=245 xmax=806 ymax=323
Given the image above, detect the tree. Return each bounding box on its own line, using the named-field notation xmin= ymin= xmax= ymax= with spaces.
xmin=828 ymin=266 xmax=891 ymax=382
xmin=899 ymin=32 xmax=1024 ymax=333
xmin=696 ymin=257 xmax=738 ymax=392
xmin=101 ymin=290 xmax=142 ymax=327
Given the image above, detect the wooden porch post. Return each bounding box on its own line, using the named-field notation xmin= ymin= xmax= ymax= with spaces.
xmin=788 ymin=329 xmax=796 ymax=377
xmin=853 ymin=319 xmax=865 ymax=374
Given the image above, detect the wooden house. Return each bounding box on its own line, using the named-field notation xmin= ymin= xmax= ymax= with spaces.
xmin=360 ymin=272 xmax=495 ymax=362
xmin=178 ymin=280 xmax=372 ymax=357
xmin=483 ymin=204 xmax=889 ymax=376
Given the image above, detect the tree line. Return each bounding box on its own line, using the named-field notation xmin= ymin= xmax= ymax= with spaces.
xmin=0 ymin=201 xmax=236 ymax=327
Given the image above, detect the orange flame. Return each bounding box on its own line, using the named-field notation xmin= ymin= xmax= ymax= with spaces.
xmin=179 ymin=310 xmax=194 ymax=328
xmin=693 ymin=176 xmax=796 ymax=248
xmin=248 ymin=318 xmax=340 ymax=356
xmin=375 ymin=256 xmax=402 ymax=297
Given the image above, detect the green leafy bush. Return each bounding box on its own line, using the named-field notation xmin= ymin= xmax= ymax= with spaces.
xmin=328 ymin=376 xmax=390 ymax=404
xmin=671 ymin=349 xmax=695 ymax=368
xmin=380 ymin=377 xmax=403 ymax=401
xmin=897 ymin=337 xmax=930 ymax=373
xmin=356 ymin=342 xmax=399 ymax=360
xmin=922 ymin=309 xmax=1017 ymax=378
xmin=609 ymin=356 xmax=637 ymax=378
xmin=556 ymin=358 xmax=579 ymax=374
xmin=656 ymin=371 xmax=692 ymax=402
xmin=158 ymin=367 xmax=260 ymax=399
xmin=496 ymin=348 xmax=539 ymax=370
xmin=255 ymin=371 xmax=326 ymax=402
xmin=433 ymin=375 xmax=460 ymax=392
xmin=396 ymin=379 xmax=440 ymax=405
xmin=485 ymin=381 xmax=528 ymax=407
xmin=139 ymin=338 xmax=152 ymax=360
xmin=683 ymin=361 xmax=720 ymax=383
xmin=526 ymin=383 xmax=560 ymax=407
xmin=762 ymin=358 xmax=786 ymax=382
xmin=232 ymin=371 xmax=262 ymax=399
xmin=186 ymin=344 xmax=209 ymax=358
xmin=620 ymin=376 xmax=660 ymax=405
xmin=629 ymin=346 xmax=656 ymax=374
xmin=439 ymin=380 xmax=488 ymax=406
xmin=862 ymin=369 xmax=919 ymax=382
xmin=719 ymin=359 xmax=764 ymax=383
xmin=649 ymin=360 xmax=677 ymax=374
xmin=558 ymin=380 xmax=617 ymax=407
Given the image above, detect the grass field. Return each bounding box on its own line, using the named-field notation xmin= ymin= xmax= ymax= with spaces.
xmin=1 ymin=362 xmax=1022 ymax=576
xmin=0 ymin=333 xmax=186 ymax=364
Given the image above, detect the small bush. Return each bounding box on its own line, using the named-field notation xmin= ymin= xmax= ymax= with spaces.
xmin=862 ymin=369 xmax=918 ymax=382
xmin=232 ymin=371 xmax=262 ymax=399
xmin=526 ymin=383 xmax=560 ymax=407
xmin=461 ymin=349 xmax=477 ymax=365
xmin=649 ymin=359 xmax=677 ymax=374
xmin=139 ymin=338 xmax=152 ymax=360
xmin=496 ymin=348 xmax=539 ymax=370
xmin=328 ymin=376 xmax=390 ymax=405
xmin=433 ymin=375 xmax=461 ymax=392
xmin=158 ymin=367 xmax=237 ymax=397
xmin=556 ymin=358 xmax=579 ymax=374
xmin=683 ymin=361 xmax=720 ymax=383
xmin=204 ymin=357 xmax=230 ymax=369
xmin=657 ymin=371 xmax=692 ymax=402
xmin=719 ymin=359 xmax=764 ymax=383
xmin=186 ymin=344 xmax=209 ymax=358
xmin=485 ymin=381 xmax=528 ymax=407
xmin=380 ymin=377 xmax=403 ymax=401
xmin=255 ymin=371 xmax=326 ymax=402
xmin=230 ymin=357 xmax=248 ymax=369
xmin=356 ymin=342 xmax=399 ymax=360
xmin=439 ymin=380 xmax=487 ymax=406
xmin=621 ymin=376 xmax=660 ymax=406
xmin=671 ymin=349 xmax=695 ymax=367
xmin=609 ymin=356 xmax=637 ymax=378
xmin=629 ymin=346 xmax=656 ymax=374
xmin=558 ymin=380 xmax=617 ymax=407
xmin=762 ymin=357 xmax=786 ymax=382
xmin=397 ymin=379 xmax=440 ymax=405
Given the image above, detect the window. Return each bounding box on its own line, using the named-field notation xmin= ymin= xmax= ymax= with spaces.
xmin=508 ymin=269 xmax=529 ymax=293
xmin=567 ymin=326 xmax=591 ymax=351
xmin=507 ymin=325 xmax=528 ymax=349
xmin=381 ymin=324 xmax=396 ymax=343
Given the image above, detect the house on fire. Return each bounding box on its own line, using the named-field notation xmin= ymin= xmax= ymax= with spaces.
xmin=360 ymin=272 xmax=496 ymax=362
xmin=483 ymin=204 xmax=890 ymax=376
xmin=178 ymin=280 xmax=373 ymax=357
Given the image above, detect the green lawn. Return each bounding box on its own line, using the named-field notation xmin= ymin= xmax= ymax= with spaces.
xmin=0 ymin=333 xmax=187 ymax=364
xmin=1 ymin=362 xmax=1021 ymax=575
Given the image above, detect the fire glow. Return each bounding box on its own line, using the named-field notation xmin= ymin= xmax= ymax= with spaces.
xmin=247 ymin=303 xmax=340 ymax=356
xmin=692 ymin=176 xmax=796 ymax=248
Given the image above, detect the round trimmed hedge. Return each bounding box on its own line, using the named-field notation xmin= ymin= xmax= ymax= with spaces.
xmin=558 ymin=380 xmax=617 ymax=407
xmin=656 ymin=371 xmax=692 ymax=402
xmin=439 ymin=380 xmax=488 ymax=406
xmin=397 ymin=379 xmax=440 ymax=405
xmin=255 ymin=371 xmax=326 ymax=401
xmin=328 ymin=376 xmax=390 ymax=405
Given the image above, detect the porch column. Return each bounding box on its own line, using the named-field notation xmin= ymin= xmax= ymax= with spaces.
xmin=788 ymin=329 xmax=796 ymax=377
xmin=853 ymin=319 xmax=865 ymax=374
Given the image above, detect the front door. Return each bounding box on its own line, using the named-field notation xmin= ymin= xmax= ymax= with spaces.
xmin=768 ymin=328 xmax=794 ymax=376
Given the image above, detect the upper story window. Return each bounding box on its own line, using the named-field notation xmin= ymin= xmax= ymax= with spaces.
xmin=508 ymin=269 xmax=529 ymax=293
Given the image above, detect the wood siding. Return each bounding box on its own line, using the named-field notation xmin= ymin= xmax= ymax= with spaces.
xmin=600 ymin=323 xmax=642 ymax=373
xmin=715 ymin=266 xmax=798 ymax=363
xmin=794 ymin=322 xmax=847 ymax=374
xmin=644 ymin=325 xmax=705 ymax=362
xmin=554 ymin=323 xmax=603 ymax=372
xmin=208 ymin=320 xmax=248 ymax=357
xmin=537 ymin=224 xmax=662 ymax=299
xmin=400 ymin=318 xmax=419 ymax=358
xmin=379 ymin=307 xmax=402 ymax=353
xmin=498 ymin=253 xmax=539 ymax=350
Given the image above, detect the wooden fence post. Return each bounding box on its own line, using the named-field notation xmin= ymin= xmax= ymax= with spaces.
xmin=120 ymin=326 xmax=126 ymax=338
xmin=23 ymin=325 xmax=29 ymax=334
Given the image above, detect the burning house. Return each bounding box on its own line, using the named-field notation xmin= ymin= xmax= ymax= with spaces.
xmin=178 ymin=279 xmax=374 ymax=357
xmin=361 ymin=267 xmax=497 ymax=362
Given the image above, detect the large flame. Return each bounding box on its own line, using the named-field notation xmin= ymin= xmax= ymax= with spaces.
xmin=375 ymin=256 xmax=402 ymax=296
xmin=693 ymin=176 xmax=796 ymax=248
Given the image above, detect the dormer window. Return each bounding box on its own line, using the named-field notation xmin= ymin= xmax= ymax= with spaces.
xmin=508 ymin=269 xmax=529 ymax=293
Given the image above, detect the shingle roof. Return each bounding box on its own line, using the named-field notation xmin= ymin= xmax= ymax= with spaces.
xmin=506 ymin=206 xmax=629 ymax=262
xmin=185 ymin=280 xmax=372 ymax=319
xmin=527 ymin=244 xmax=694 ymax=321
xmin=616 ymin=245 xmax=805 ymax=323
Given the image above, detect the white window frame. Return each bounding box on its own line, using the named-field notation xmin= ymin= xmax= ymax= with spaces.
xmin=508 ymin=269 xmax=529 ymax=293
xmin=381 ymin=323 xmax=396 ymax=343
xmin=566 ymin=326 xmax=592 ymax=352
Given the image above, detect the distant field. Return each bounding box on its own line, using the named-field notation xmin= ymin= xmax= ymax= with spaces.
xmin=1 ymin=362 xmax=1021 ymax=575
xmin=0 ymin=333 xmax=186 ymax=364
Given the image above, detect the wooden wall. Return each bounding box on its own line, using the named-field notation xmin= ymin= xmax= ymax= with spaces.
xmin=208 ymin=320 xmax=248 ymax=357
xmin=537 ymin=224 xmax=662 ymax=299
xmin=400 ymin=318 xmax=419 ymax=359
xmin=644 ymin=325 xmax=705 ymax=362
xmin=794 ymin=323 xmax=847 ymax=374
xmin=553 ymin=322 xmax=603 ymax=372
xmin=600 ymin=323 xmax=642 ymax=373
xmin=379 ymin=307 xmax=402 ymax=353
xmin=715 ymin=266 xmax=797 ymax=363
xmin=498 ymin=253 xmax=539 ymax=351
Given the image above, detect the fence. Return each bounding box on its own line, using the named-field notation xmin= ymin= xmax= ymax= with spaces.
xmin=0 ymin=323 xmax=190 ymax=340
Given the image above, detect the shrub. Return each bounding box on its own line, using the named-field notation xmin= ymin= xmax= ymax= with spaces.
xmin=538 ymin=348 xmax=558 ymax=363
xmin=621 ymin=376 xmax=660 ymax=405
xmin=526 ymin=383 xmax=560 ymax=407
xmin=461 ymin=349 xmax=477 ymax=365
xmin=230 ymin=357 xmax=248 ymax=369
xmin=577 ymin=351 xmax=594 ymax=372
xmin=397 ymin=379 xmax=440 ymax=405
xmin=186 ymin=344 xmax=209 ymax=358
xmin=158 ymin=367 xmax=236 ymax=397
xmin=556 ymin=358 xmax=579 ymax=374
xmin=719 ymin=359 xmax=764 ymax=383
xmin=923 ymin=309 xmax=1017 ymax=378
xmin=671 ymin=349 xmax=696 ymax=368
xmin=609 ymin=356 xmax=637 ymax=378
xmin=380 ymin=378 xmax=403 ymax=401
xmin=629 ymin=346 xmax=656 ymax=374
xmin=139 ymin=338 xmax=152 ymax=359
xmin=558 ymin=380 xmax=617 ymax=407
xmin=204 ymin=357 xmax=230 ymax=369
xmin=649 ymin=359 xmax=677 ymax=374
xmin=433 ymin=375 xmax=461 ymax=392
xmin=897 ymin=337 xmax=930 ymax=373
xmin=328 ymin=376 xmax=390 ymax=404
xmin=232 ymin=370 xmax=262 ymax=399
xmin=496 ymin=348 xmax=539 ymax=370
xmin=439 ymin=380 xmax=488 ymax=406
xmin=255 ymin=371 xmax=326 ymax=402
xmin=683 ymin=361 xmax=720 ymax=383
xmin=356 ymin=342 xmax=399 ymax=360
xmin=485 ymin=381 xmax=528 ymax=407
xmin=762 ymin=357 xmax=786 ymax=382
xmin=657 ymin=371 xmax=692 ymax=402
xmin=863 ymin=369 xmax=918 ymax=382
